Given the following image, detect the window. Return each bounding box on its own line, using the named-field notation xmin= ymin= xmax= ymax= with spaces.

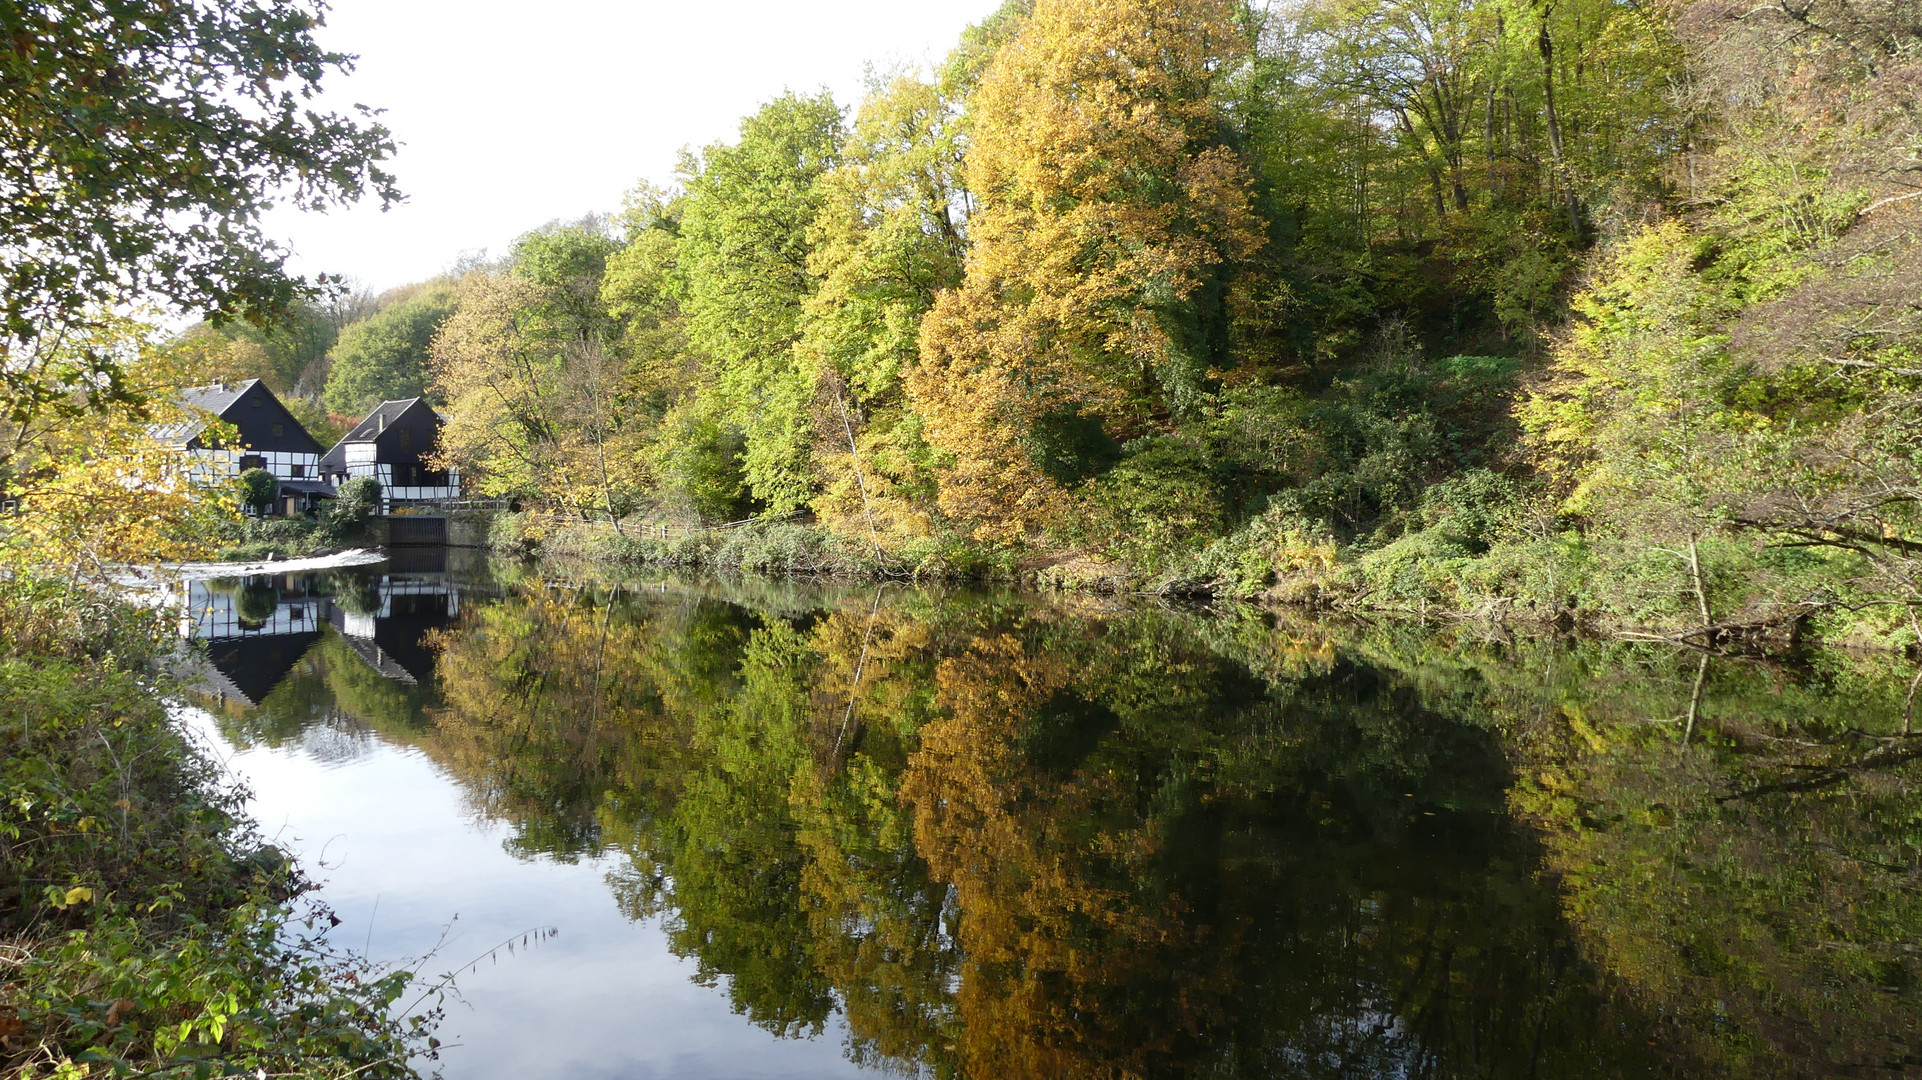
xmin=397 ymin=427 xmax=412 ymax=451
xmin=290 ymin=463 xmax=305 ymax=478
xmin=250 ymin=397 xmax=262 ymax=408
xmin=238 ymin=454 xmax=264 ymax=472
xmin=272 ymin=422 xmax=285 ymax=438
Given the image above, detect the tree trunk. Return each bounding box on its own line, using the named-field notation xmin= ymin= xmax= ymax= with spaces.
xmin=1538 ymin=9 xmax=1583 ymax=237
xmin=1688 ymin=531 xmax=1713 ymax=629
xmin=831 ymin=380 xmax=885 ymax=561
xmin=1397 ymin=108 xmax=1449 ymax=219
xmin=1485 ymin=14 xmax=1505 ymax=205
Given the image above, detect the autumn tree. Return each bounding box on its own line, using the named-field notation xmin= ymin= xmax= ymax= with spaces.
xmin=429 ymin=272 xmax=572 ymax=502
xmin=908 ymin=0 xmax=1266 ymax=537
xmin=800 ymin=73 xmax=968 ymax=549
xmin=430 ymin=221 xmax=646 ymax=518
xmin=0 ymin=319 xmax=239 ymax=578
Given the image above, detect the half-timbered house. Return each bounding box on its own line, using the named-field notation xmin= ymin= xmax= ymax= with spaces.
xmin=153 ymin=379 xmax=333 ymax=514
xmin=319 ymin=397 xmax=461 ymax=505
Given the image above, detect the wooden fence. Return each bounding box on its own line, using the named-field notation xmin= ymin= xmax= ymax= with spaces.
xmin=534 ymin=509 xmax=805 ymax=538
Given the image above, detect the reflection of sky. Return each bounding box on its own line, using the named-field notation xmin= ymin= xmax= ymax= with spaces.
xmin=179 ymin=708 xmax=869 ymax=1080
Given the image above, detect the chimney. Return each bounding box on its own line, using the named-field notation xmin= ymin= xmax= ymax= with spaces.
xmin=378 ymin=410 xmax=386 ymax=434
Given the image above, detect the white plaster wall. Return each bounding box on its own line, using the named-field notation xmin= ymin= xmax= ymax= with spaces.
xmin=185 ymin=448 xmax=320 ymax=482
xmin=178 ymin=580 xmax=323 ymax=640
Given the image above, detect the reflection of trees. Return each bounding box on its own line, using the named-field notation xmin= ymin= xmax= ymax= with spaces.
xmin=902 ymin=623 xmax=1672 ymax=1079
xmin=235 ymin=580 xmax=278 ymax=628
xmin=203 ymin=574 xmax=1922 ymax=1076
xmin=1339 ymin=626 xmax=1922 ymax=1077
xmin=325 ymin=568 xmax=381 ymax=616
xmin=429 ymin=586 xmax=717 ymax=861
xmin=424 ymin=585 xmax=1700 ymax=1077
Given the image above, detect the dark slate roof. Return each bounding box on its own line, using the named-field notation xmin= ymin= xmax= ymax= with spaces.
xmin=204 ymin=633 xmax=321 ymax=706
xmin=151 ymin=379 xmax=326 ymax=456
xmin=150 ymin=380 xmax=259 ymax=447
xmin=321 ymin=398 xmax=436 ymax=471
xmin=338 ymin=398 xmax=424 ymax=444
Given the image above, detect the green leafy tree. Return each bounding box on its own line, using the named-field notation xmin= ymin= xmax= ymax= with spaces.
xmin=323 ymin=287 xmax=458 ymax=415
xmin=677 ymin=92 xmax=846 ymax=514
xmin=322 ymin=476 xmax=381 ymax=538
xmin=0 ymin=0 xmax=397 ymax=497
xmin=603 ymin=185 xmax=698 ymax=414
xmin=237 ymin=468 xmax=279 ymax=516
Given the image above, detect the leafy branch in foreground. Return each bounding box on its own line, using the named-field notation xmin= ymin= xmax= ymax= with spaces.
xmin=0 ymin=0 xmax=399 ymax=343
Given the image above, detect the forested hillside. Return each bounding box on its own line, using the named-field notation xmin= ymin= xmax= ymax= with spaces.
xmin=314 ymin=0 xmax=1922 ymax=645
xmin=178 ymin=275 xmax=459 ymax=441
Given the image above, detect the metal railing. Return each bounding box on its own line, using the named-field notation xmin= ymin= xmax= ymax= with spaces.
xmin=383 ymin=497 xmax=516 ymax=514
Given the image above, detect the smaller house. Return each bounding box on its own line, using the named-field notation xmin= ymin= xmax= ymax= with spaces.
xmin=153 ymin=379 xmax=333 ymax=515
xmin=320 ymin=398 xmax=461 ymax=505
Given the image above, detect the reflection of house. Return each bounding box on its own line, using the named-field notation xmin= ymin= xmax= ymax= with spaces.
xmin=177 ymin=577 xmax=327 ymax=640
xmin=319 ymin=398 xmax=460 ymax=505
xmin=167 ymin=570 xmax=458 ymax=709
xmin=152 ymin=380 xmax=333 ymax=515
xmin=326 ymin=574 xmax=458 ymax=685
xmin=173 ymin=577 xmax=327 ymax=707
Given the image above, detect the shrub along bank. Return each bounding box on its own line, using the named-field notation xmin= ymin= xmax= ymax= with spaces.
xmin=490 ymin=494 xmax=1916 ymax=655
xmin=0 ymin=578 xmax=437 ymax=1078
xmin=214 ymin=476 xmax=383 ymax=563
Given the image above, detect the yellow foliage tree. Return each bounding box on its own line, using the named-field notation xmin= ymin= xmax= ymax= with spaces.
xmin=1 ymin=425 xmax=233 ymax=578
xmin=0 ymin=320 xmax=238 ymax=579
xmin=800 ymin=74 xmax=968 ymax=552
xmin=908 ymin=0 xmax=1266 ymax=538
xmin=430 ymin=271 xmax=630 ymax=515
xmin=900 ymin=633 xmax=1220 ymax=1079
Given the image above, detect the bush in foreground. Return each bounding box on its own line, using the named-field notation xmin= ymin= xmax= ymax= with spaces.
xmin=0 ymin=579 xmax=437 ymax=1078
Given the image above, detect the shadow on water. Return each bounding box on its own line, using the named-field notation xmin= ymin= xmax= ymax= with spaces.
xmin=178 ymin=566 xmax=1922 ymax=1079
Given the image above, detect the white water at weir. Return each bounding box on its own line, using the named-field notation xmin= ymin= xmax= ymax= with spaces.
xmin=179 ymin=707 xmax=869 ymax=1080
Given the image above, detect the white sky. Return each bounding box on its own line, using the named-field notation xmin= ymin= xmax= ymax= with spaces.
xmin=261 ymin=0 xmax=1007 ymax=295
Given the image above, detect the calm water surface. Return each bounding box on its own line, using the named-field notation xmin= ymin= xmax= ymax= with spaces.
xmin=177 ymin=563 xmax=1922 ymax=1079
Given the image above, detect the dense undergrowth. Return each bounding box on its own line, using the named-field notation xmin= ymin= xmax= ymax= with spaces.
xmin=0 ymin=579 xmax=436 ymax=1078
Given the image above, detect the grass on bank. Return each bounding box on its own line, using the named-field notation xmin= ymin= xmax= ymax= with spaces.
xmin=0 ymin=578 xmax=438 ymax=1079
xmin=495 ymin=512 xmax=1022 ymax=583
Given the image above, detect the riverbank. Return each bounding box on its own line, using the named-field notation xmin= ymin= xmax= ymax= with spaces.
xmin=492 ymin=512 xmax=1922 ymax=656
xmin=0 ymin=576 xmax=435 ymax=1078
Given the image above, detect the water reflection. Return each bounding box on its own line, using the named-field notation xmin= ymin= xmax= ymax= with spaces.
xmin=178 ymin=569 xmax=457 ymax=764
xmin=183 ymin=572 xmax=1922 ymax=1078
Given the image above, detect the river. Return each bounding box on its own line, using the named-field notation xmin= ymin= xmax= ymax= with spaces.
xmin=173 ymin=562 xmax=1922 ymax=1079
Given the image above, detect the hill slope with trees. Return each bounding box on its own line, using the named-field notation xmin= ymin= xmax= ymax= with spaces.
xmin=413 ymin=0 xmax=1922 ymax=649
